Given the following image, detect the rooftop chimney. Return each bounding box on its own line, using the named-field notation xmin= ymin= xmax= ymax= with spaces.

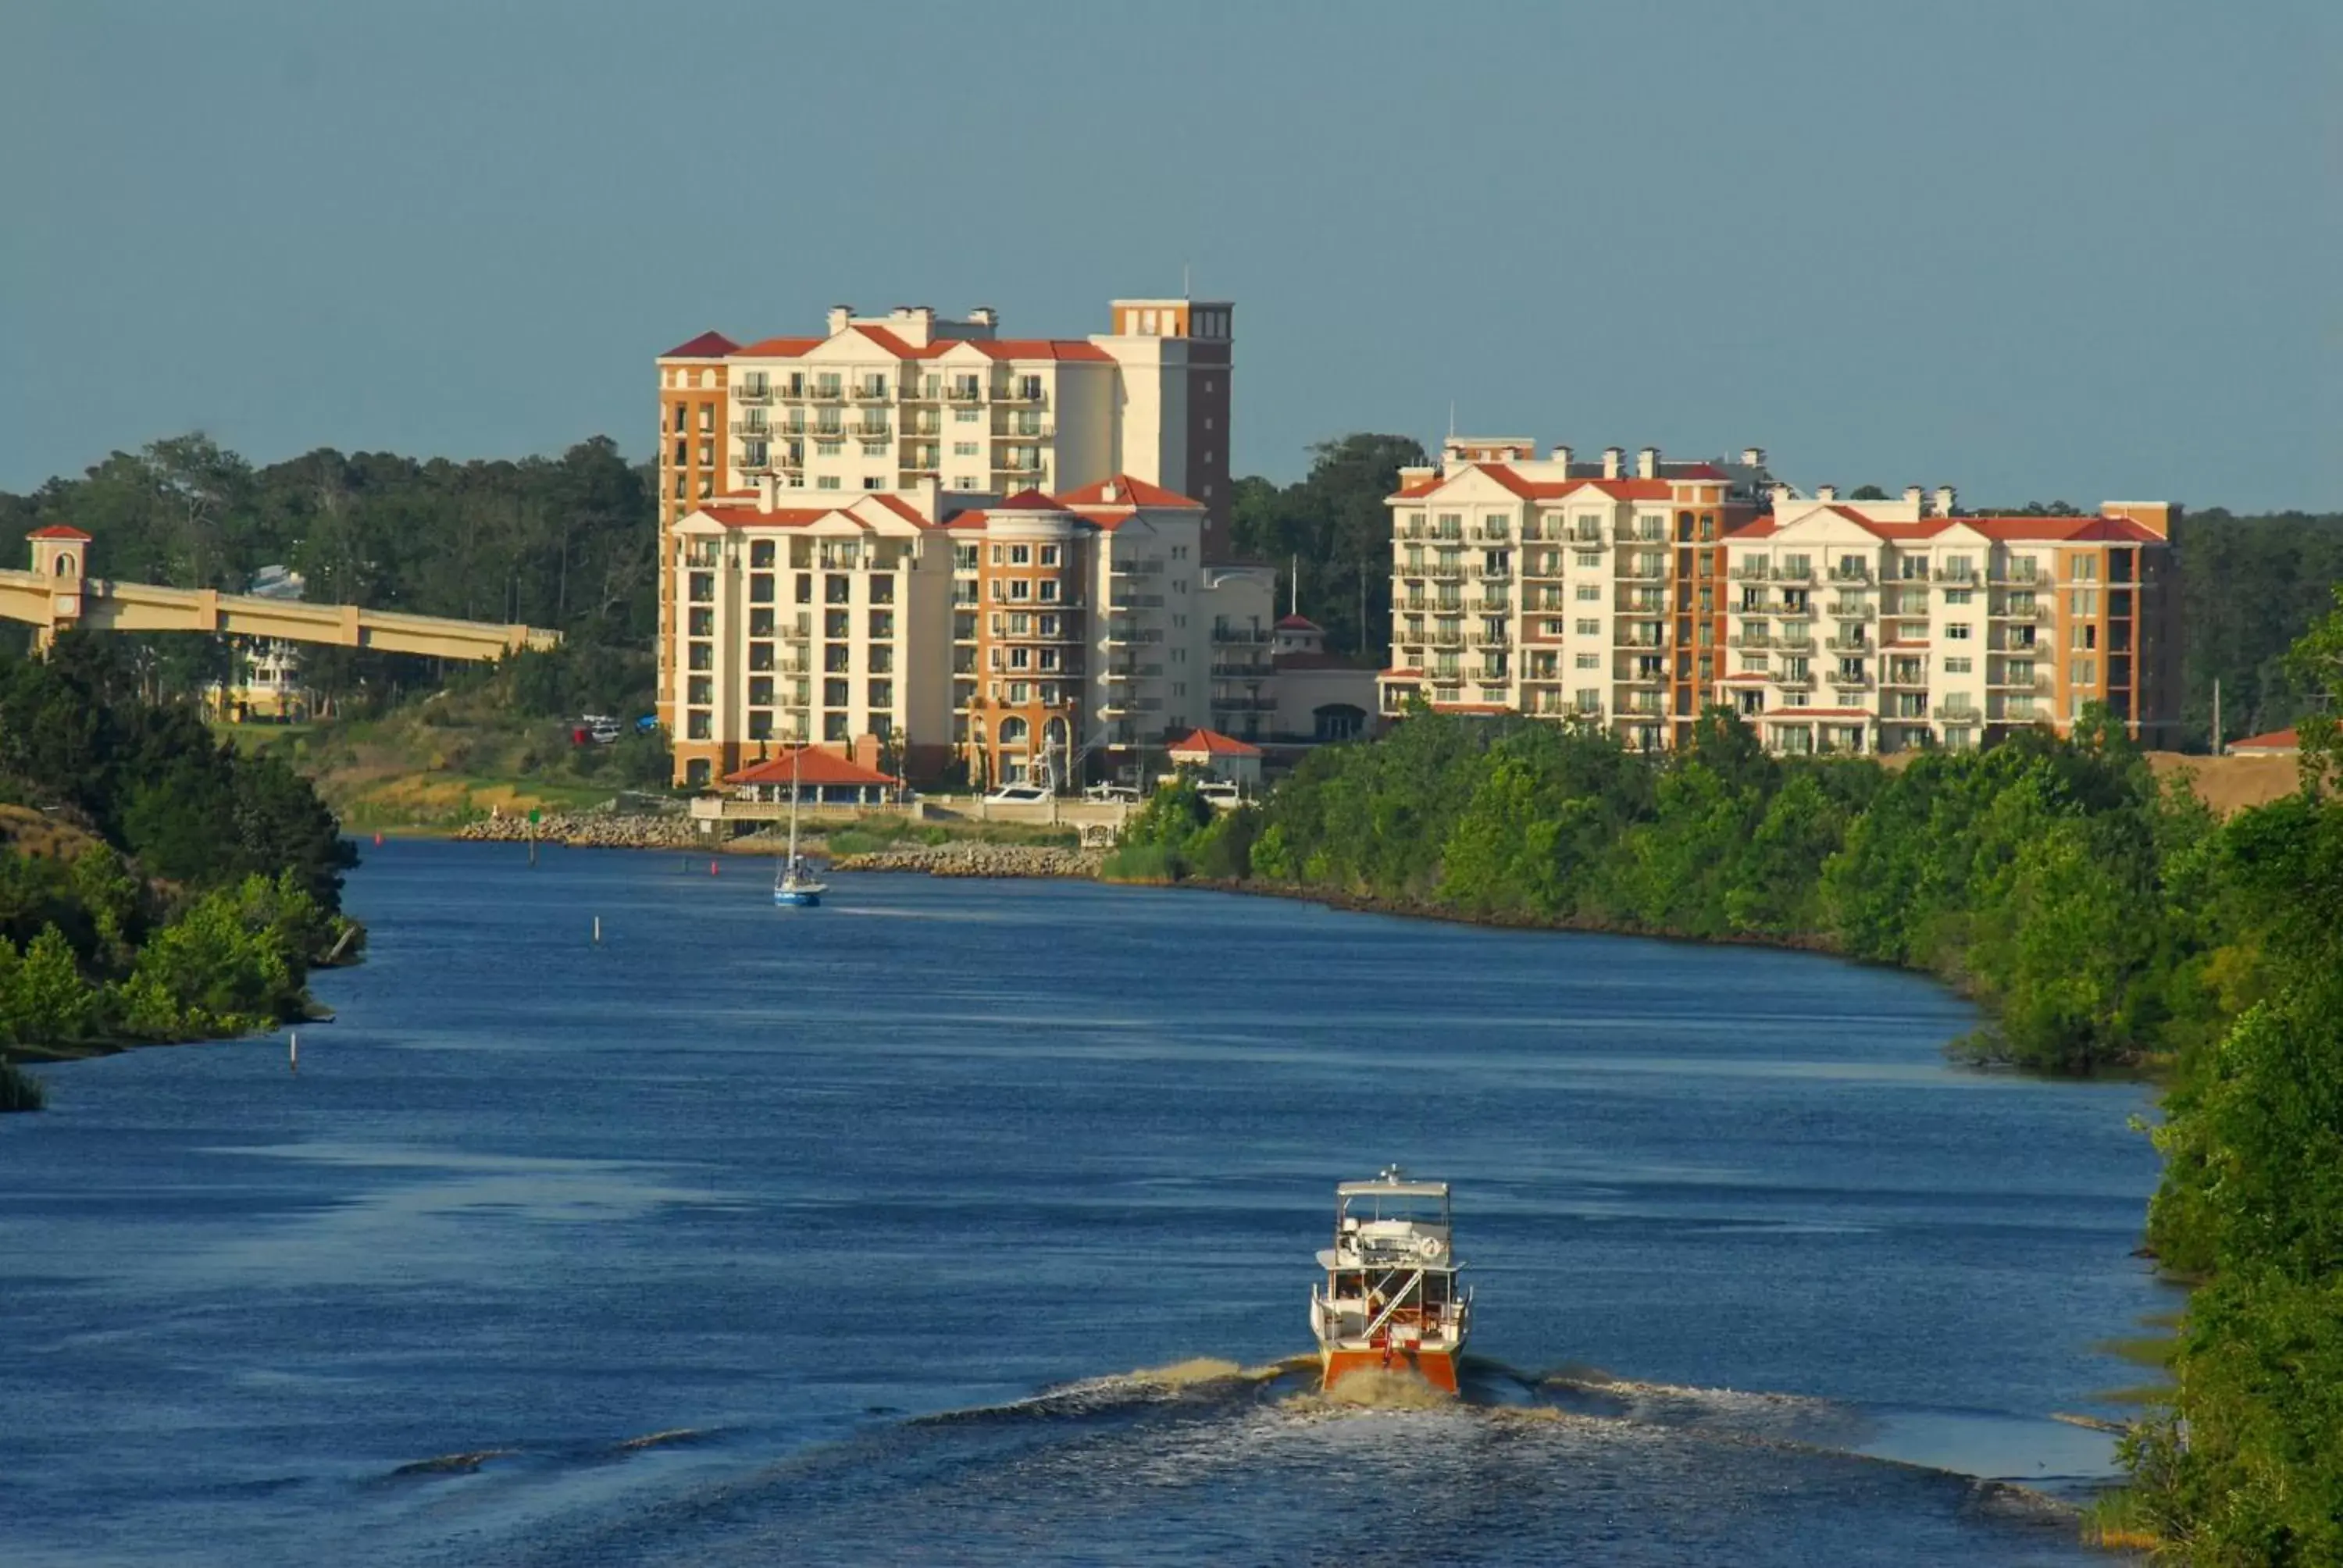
xmin=1935 ymin=485 xmax=1956 ymax=516
xmin=1603 ymin=446 xmax=1624 ymax=479
xmin=826 ymin=305 xmax=854 ymax=335
xmin=1637 ymin=446 xmax=1660 ymax=480
xmin=758 ymin=472 xmax=779 ymax=512
xmin=968 ymin=305 xmax=997 ymax=327
xmin=1101 ymin=480 xmax=1120 ymax=503
xmin=1817 ymin=484 xmax=1838 ymax=502
xmin=1742 ymin=447 xmax=1766 ymax=469
xmin=1768 ymin=483 xmax=1793 ymax=509
xmin=1903 ymin=485 xmax=1925 ymax=507
xmin=1551 ymin=444 xmax=1574 ymax=470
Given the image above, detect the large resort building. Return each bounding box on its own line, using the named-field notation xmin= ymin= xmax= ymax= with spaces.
xmin=1379 ymin=440 xmax=2181 ymax=754
xmin=657 ymin=295 xmax=1285 ymax=789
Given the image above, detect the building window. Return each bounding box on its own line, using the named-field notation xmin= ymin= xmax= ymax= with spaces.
xmin=686 ymin=711 xmax=711 ymax=740
xmin=1945 ymin=656 xmax=1973 ymax=674
xmin=1945 ymin=623 xmax=1971 ymax=640
xmin=818 ymin=476 xmax=841 ymax=490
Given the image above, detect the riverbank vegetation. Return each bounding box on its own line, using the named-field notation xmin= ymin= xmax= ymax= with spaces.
xmin=0 ymin=636 xmax=358 ymax=1096
xmin=1119 ymin=592 xmax=2343 ymax=1559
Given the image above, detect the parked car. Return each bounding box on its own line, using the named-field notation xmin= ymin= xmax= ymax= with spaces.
xmin=984 ymin=783 xmax=1052 ymax=805
xmin=1084 ymin=782 xmax=1141 ymax=803
xmin=1196 ymin=780 xmax=1244 ymax=806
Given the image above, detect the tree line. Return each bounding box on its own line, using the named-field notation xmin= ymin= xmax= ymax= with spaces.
xmin=0 ymin=433 xmax=659 ymax=716
xmin=2 ymin=430 xmax=2334 ymax=749
xmin=0 ymin=636 xmax=358 ymax=1106
xmin=1113 ymin=591 xmax=2343 ymax=1559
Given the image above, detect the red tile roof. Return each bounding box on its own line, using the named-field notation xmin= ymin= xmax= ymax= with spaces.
xmin=1275 ymin=614 xmax=1321 ymax=631
xmin=948 ymin=339 xmax=1113 ymax=362
xmin=994 ymin=488 xmax=1065 ymax=511
xmin=1168 ymin=727 xmax=1264 ymax=758
xmin=662 ymin=330 xmax=740 ymax=358
xmin=695 ymin=505 xmax=834 ymax=529
xmin=2229 ymin=727 xmax=2300 ymax=754
xmin=725 ymin=746 xmax=900 ymax=788
xmin=729 ymin=336 xmax=825 ymax=358
xmin=1389 ymin=466 xmax=1674 ymax=504
xmin=1057 ymin=475 xmax=1204 ymax=509
xmin=27 ymin=524 xmax=91 ymax=540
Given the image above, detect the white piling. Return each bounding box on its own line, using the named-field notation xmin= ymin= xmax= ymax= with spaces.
xmin=289 ymin=1032 xmax=299 ymax=1074
xmin=593 ymin=915 xmax=602 ymax=945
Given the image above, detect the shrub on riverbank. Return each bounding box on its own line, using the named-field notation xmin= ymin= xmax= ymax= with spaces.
xmin=0 ymin=1056 xmax=45 ymax=1112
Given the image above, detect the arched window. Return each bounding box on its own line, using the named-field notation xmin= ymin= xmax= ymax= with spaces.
xmin=998 ymin=716 xmax=1029 ymax=748
xmin=1312 ymin=704 xmax=1368 ymax=743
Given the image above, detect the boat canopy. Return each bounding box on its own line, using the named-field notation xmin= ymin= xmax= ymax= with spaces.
xmin=1337 ymin=1178 xmax=1450 ymax=1199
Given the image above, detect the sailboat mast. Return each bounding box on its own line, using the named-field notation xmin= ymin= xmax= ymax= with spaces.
xmin=786 ymin=739 xmax=802 ymax=868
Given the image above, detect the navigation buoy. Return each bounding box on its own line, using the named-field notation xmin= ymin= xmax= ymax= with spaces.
xmin=289 ymin=1032 xmax=299 ymax=1074
xmin=373 ymin=832 xmax=383 ymax=847
xmin=592 ymin=915 xmax=602 ymax=945
xmin=709 ymin=860 xmax=719 ymax=876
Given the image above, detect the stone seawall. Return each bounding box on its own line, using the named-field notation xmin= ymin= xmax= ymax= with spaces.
xmin=831 ymin=844 xmax=1104 ymax=878
xmin=451 ymin=813 xmax=701 ymax=850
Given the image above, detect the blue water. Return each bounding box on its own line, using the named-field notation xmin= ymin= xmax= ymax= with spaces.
xmin=0 ymin=839 xmax=2171 ymax=1564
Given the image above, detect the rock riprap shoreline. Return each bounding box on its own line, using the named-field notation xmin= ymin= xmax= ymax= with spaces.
xmin=831 ymin=843 xmax=1104 ymax=878
xmin=452 ymin=812 xmax=700 ymax=850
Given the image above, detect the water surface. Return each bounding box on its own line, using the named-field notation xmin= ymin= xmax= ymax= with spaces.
xmin=0 ymin=839 xmax=2168 ymax=1563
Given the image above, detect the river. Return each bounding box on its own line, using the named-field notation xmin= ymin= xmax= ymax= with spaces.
xmin=0 ymin=839 xmax=2170 ymax=1565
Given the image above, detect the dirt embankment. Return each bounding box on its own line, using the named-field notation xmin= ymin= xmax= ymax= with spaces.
xmin=2146 ymin=751 xmax=2301 ymax=815
xmin=451 ymin=812 xmax=701 ymax=850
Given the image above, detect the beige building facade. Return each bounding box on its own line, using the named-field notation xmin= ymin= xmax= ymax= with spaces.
xmin=657 ymin=297 xmax=1233 ymax=739
xmin=1379 ymin=449 xmax=2181 ymax=754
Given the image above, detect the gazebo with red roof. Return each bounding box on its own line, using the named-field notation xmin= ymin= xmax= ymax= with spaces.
xmin=722 ymin=746 xmax=900 ymax=806
xmin=1165 ymin=727 xmax=1264 ymax=789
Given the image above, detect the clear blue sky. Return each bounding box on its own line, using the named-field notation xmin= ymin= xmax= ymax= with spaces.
xmin=2 ymin=0 xmax=2334 ymax=511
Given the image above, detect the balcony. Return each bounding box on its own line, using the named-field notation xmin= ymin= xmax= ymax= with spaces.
xmin=1827 ymin=603 xmax=1877 ymax=621
xmin=1617 ymin=560 xmax=1667 ymax=581
xmin=1427 ymin=563 xmax=1466 ymax=581
xmin=1728 ymin=632 xmax=1771 ymax=650
xmin=810 ymin=386 xmax=847 ymax=402
xmin=1476 ymin=564 xmax=1512 ymax=580
xmin=1775 ymin=671 xmax=1816 ymax=690
xmin=1828 ymin=673 xmax=1874 ymax=691
xmin=1988 ymin=674 xmax=2050 ymax=693
xmin=1729 ymin=562 xmax=1771 ymax=582
xmin=1931 ymin=704 xmax=1980 ymax=722
xmin=1213 ymin=660 xmax=1274 ymax=679
xmin=1931 ymin=568 xmax=1978 ymax=586
xmin=993 ymin=386 xmax=1048 ymax=408
xmin=1427 ymin=628 xmax=1467 ymax=649
xmin=1882 ymin=668 xmax=1928 ymax=688
xmin=1772 ymin=564 xmax=1814 ymax=583
xmin=853 ymin=422 xmax=891 ymax=440
xmin=1775 ymin=635 xmax=1817 ymax=654
xmin=1212 ymin=694 xmax=1278 ymax=713
xmin=1824 ymin=635 xmax=1872 ymax=654
xmin=733 ymin=383 xmax=776 ymax=406
xmin=1469 ymin=630 xmax=1512 ymax=648
xmin=1990 ymin=566 xmax=2042 ymax=586
xmin=997 ymin=424 xmax=1054 ymax=441
xmin=1827 ymin=565 xmax=1873 ymax=584
xmin=729 ymin=419 xmax=776 ymax=440
xmin=944 ymin=386 xmax=983 ymax=404
xmin=1211 ymin=625 xmax=1272 ymax=645
xmin=853 ymin=385 xmax=893 ymax=403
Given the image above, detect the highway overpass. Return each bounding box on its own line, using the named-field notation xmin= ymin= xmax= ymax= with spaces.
xmin=2 ymin=526 xmax=559 ymax=661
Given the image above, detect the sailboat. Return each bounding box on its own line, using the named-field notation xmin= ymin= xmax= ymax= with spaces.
xmin=773 ymin=740 xmax=828 ymax=908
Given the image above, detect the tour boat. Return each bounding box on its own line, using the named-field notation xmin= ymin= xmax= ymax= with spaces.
xmin=1310 ymin=1167 xmax=1471 ymax=1394
xmin=773 ymin=740 xmax=828 ymax=908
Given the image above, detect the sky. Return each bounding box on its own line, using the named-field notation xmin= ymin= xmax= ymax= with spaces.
xmin=2 ymin=0 xmax=2336 ymax=511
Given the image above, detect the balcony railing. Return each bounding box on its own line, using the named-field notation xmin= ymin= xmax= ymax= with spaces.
xmin=1828 ymin=603 xmax=1877 ymax=621
xmin=810 ymin=386 xmax=847 ymax=402
xmin=1728 ymin=632 xmax=1771 ymax=650
xmin=1211 ymin=626 xmax=1271 ymax=645
xmin=1827 ymin=565 xmax=1873 ymax=584
xmin=1426 ymin=629 xmax=1466 ymax=648
xmin=1824 ymin=635 xmax=1872 ymax=653
xmin=1931 ymin=704 xmax=1980 ymax=721
xmin=1881 ymin=668 xmax=1928 ymax=688
xmin=1469 ymin=630 xmax=1511 ymax=647
xmin=729 ymin=420 xmax=774 ymax=439
xmin=1932 ymin=568 xmax=1978 ymax=585
xmin=1773 ymin=564 xmax=1814 ymax=582
xmin=733 ymin=384 xmax=775 ymax=404
xmin=993 ymin=387 xmax=1048 ymax=407
xmin=854 ymin=385 xmax=893 ymax=402
xmin=1213 ymin=660 xmax=1274 ymax=679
